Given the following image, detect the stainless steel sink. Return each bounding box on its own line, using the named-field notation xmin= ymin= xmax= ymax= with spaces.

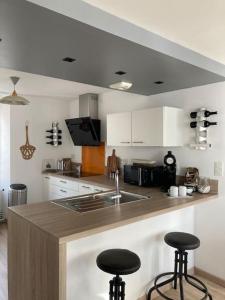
xmin=52 ymin=190 xmax=150 ymax=213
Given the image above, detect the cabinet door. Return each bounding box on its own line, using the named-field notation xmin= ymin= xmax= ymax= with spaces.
xmin=93 ymin=186 xmax=109 ymax=193
xmin=51 ymin=185 xmax=80 ymax=198
xmin=79 ymin=183 xmax=94 ymax=195
xmin=53 ymin=177 xmax=79 ymax=191
xmin=107 ymin=112 xmax=132 ymax=146
xmin=49 ymin=191 xmax=62 ymax=201
xmin=132 ymin=108 xmax=163 ymax=146
xmin=163 ymin=107 xmax=184 ymax=146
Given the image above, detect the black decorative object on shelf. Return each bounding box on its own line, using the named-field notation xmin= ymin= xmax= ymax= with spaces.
xmin=189 ymin=108 xmax=218 ymax=150
xmin=46 ymin=122 xmax=62 ymax=147
xmin=161 ymin=151 xmax=176 ymax=192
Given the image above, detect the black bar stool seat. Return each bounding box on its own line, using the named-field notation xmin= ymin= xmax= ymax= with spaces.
xmin=147 ymin=232 xmax=212 ymax=300
xmin=97 ymin=249 xmax=141 ymax=299
xmin=165 ymin=232 xmax=200 ymax=251
xmin=97 ymin=249 xmax=141 ymax=275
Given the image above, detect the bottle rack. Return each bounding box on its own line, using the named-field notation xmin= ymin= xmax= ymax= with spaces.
xmin=46 ymin=122 xmax=62 ymax=147
xmin=189 ymin=108 xmax=217 ymax=150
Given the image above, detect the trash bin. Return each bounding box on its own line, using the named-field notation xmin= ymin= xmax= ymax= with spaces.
xmin=8 ymin=184 xmax=27 ymax=207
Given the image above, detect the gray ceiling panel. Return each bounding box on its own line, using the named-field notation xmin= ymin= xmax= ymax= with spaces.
xmin=0 ymin=0 xmax=225 ymax=95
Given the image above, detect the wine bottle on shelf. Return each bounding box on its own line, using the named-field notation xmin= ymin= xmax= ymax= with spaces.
xmin=46 ymin=135 xmax=62 ymax=139
xmin=46 ymin=129 xmax=62 ymax=134
xmin=190 ymin=121 xmax=217 ymax=128
xmin=46 ymin=141 xmax=62 ymax=145
xmin=190 ymin=110 xmax=218 ymax=118
xmin=46 ymin=129 xmax=54 ymax=134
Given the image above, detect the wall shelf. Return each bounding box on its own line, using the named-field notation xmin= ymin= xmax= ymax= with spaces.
xmin=189 ymin=143 xmax=211 ymax=150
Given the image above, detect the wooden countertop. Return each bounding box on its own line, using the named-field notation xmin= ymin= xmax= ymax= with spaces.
xmin=9 ymin=175 xmax=218 ymax=244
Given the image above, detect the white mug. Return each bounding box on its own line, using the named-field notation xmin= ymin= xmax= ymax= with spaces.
xmin=186 ymin=187 xmax=193 ymax=195
xmin=179 ymin=186 xmax=187 ymax=197
xmin=168 ymin=186 xmax=178 ymax=197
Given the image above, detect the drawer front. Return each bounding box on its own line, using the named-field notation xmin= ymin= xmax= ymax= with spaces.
xmin=43 ymin=175 xmax=53 ymax=185
xmin=93 ymin=186 xmax=109 ymax=193
xmin=50 ymin=184 xmax=79 ymax=198
xmin=50 ymin=176 xmax=79 ymax=191
xmin=49 ymin=192 xmax=63 ymax=201
xmin=79 ymin=183 xmax=94 ymax=195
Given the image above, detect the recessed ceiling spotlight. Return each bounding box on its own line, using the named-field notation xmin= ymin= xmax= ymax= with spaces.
xmin=109 ymin=81 xmax=133 ymax=91
xmin=62 ymin=57 xmax=76 ymax=63
xmin=154 ymin=81 xmax=164 ymax=85
xmin=115 ymin=70 xmax=126 ymax=75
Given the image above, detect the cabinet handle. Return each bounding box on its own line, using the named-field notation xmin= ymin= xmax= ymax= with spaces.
xmin=120 ymin=141 xmax=130 ymax=144
xmin=60 ymin=180 xmax=67 ymax=184
xmin=82 ymin=186 xmax=90 ymax=189
xmin=60 ymin=189 xmax=67 ymax=193
xmin=133 ymin=141 xmax=144 ymax=144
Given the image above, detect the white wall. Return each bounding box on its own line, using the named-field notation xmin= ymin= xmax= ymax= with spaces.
xmin=98 ymin=82 xmax=225 ymax=280
xmin=67 ymin=207 xmax=194 ymax=300
xmin=8 ymin=96 xmax=74 ymax=205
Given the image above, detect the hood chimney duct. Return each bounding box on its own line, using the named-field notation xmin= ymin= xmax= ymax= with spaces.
xmin=79 ymin=93 xmax=98 ymax=118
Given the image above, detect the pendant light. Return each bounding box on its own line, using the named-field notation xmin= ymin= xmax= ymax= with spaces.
xmin=0 ymin=77 xmax=29 ymax=105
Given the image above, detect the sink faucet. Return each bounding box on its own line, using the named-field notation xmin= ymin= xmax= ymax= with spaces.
xmin=115 ymin=169 xmax=120 ymax=195
xmin=112 ymin=170 xmax=121 ymax=203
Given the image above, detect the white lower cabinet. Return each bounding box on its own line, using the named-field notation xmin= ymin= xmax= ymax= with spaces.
xmin=93 ymin=186 xmax=109 ymax=193
xmin=49 ymin=184 xmax=80 ymax=199
xmin=42 ymin=175 xmax=51 ymax=201
xmin=78 ymin=183 xmax=94 ymax=195
xmin=49 ymin=191 xmax=62 ymax=200
xmin=78 ymin=183 xmax=109 ymax=195
xmin=43 ymin=175 xmax=109 ymax=201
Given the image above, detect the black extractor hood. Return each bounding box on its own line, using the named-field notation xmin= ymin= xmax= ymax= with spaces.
xmin=65 ymin=94 xmax=101 ymax=146
xmin=65 ymin=117 xmax=100 ymax=146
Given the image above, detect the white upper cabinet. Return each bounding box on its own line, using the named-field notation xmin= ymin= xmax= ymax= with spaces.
xmin=132 ymin=107 xmax=163 ymax=146
xmin=107 ymin=106 xmax=184 ymax=147
xmin=162 ymin=107 xmax=184 ymax=147
xmin=107 ymin=112 xmax=132 ymax=146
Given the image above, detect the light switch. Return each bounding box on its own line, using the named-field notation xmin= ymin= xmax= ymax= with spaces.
xmin=214 ymin=161 xmax=224 ymax=176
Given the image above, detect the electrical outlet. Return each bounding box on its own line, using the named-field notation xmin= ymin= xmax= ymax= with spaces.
xmin=214 ymin=161 xmax=224 ymax=176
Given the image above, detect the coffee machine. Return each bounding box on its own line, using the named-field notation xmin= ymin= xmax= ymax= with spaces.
xmin=161 ymin=151 xmax=176 ymax=191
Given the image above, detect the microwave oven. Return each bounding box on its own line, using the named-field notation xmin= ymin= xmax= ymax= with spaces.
xmin=124 ymin=165 xmax=164 ymax=187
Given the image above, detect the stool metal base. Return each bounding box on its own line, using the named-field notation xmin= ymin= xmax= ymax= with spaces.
xmin=109 ymin=275 xmax=125 ymax=300
xmin=147 ymin=250 xmax=213 ymax=300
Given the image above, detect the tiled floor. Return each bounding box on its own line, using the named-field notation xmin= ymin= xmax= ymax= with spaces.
xmin=1 ymin=223 xmax=225 ymax=300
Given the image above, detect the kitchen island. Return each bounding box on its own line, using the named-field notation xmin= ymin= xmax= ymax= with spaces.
xmin=8 ymin=175 xmax=218 ymax=300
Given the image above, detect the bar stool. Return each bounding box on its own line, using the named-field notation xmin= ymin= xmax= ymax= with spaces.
xmin=97 ymin=248 xmax=141 ymax=300
xmin=147 ymin=232 xmax=212 ymax=300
